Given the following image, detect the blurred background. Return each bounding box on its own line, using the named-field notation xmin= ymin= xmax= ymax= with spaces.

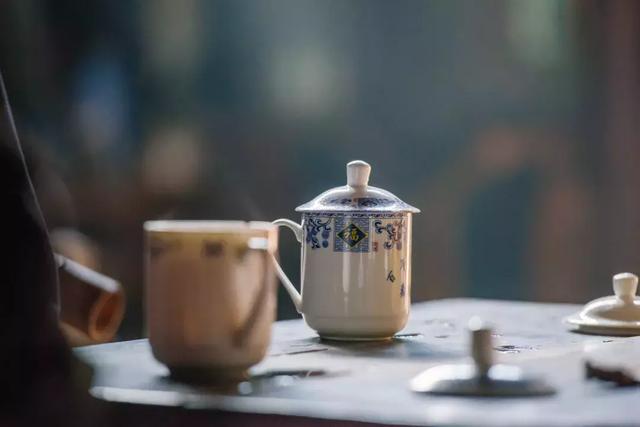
xmin=2 ymin=0 xmax=639 ymax=340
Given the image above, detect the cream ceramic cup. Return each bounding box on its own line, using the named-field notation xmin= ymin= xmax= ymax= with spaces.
xmin=144 ymin=221 xmax=278 ymax=380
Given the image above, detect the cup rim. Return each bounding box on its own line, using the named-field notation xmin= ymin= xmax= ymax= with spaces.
xmin=143 ymin=220 xmax=276 ymax=234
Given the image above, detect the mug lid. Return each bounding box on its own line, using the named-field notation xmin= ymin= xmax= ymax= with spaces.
xmin=295 ymin=160 xmax=420 ymax=213
xmin=566 ymin=273 xmax=640 ymax=335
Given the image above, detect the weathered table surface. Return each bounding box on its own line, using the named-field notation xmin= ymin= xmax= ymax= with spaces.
xmin=76 ymin=299 xmax=640 ymax=426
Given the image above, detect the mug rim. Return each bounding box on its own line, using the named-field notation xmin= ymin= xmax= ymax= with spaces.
xmin=144 ymin=220 xmax=276 ymax=234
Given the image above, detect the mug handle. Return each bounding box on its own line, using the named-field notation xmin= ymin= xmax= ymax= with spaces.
xmin=232 ymin=237 xmax=274 ymax=347
xmin=271 ymin=219 xmax=303 ymax=313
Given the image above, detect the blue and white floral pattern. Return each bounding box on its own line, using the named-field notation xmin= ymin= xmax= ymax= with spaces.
xmin=374 ymin=218 xmax=406 ymax=250
xmin=304 ymin=217 xmax=332 ymax=249
xmin=326 ymin=197 xmax=395 ymax=208
xmin=302 ymin=212 xmax=406 ymax=252
xmin=306 ymin=212 xmax=404 ymax=219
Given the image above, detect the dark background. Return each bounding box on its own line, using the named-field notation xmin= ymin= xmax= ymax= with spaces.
xmin=2 ymin=0 xmax=639 ymax=340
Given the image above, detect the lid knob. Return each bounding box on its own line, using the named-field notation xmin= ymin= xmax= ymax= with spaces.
xmin=469 ymin=317 xmax=493 ymax=375
xmin=613 ymin=272 xmax=638 ymax=301
xmin=346 ymin=160 xmax=371 ymax=188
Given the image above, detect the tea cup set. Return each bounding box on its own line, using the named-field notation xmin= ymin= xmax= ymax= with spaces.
xmin=143 ymin=160 xmax=640 ymax=394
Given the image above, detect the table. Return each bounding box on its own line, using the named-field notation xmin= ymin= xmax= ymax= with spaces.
xmin=75 ymin=299 xmax=640 ymax=426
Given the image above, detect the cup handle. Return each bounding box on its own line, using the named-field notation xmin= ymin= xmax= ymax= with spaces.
xmin=232 ymin=237 xmax=273 ymax=347
xmin=271 ymin=219 xmax=303 ymax=313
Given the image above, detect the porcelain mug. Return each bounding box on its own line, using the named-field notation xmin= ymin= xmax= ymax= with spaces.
xmin=144 ymin=221 xmax=278 ymax=380
xmin=271 ymin=161 xmax=417 ymax=340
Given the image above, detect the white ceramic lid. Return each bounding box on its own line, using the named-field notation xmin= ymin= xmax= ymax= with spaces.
xmin=566 ymin=273 xmax=640 ymax=335
xmin=295 ymin=160 xmax=420 ymax=213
